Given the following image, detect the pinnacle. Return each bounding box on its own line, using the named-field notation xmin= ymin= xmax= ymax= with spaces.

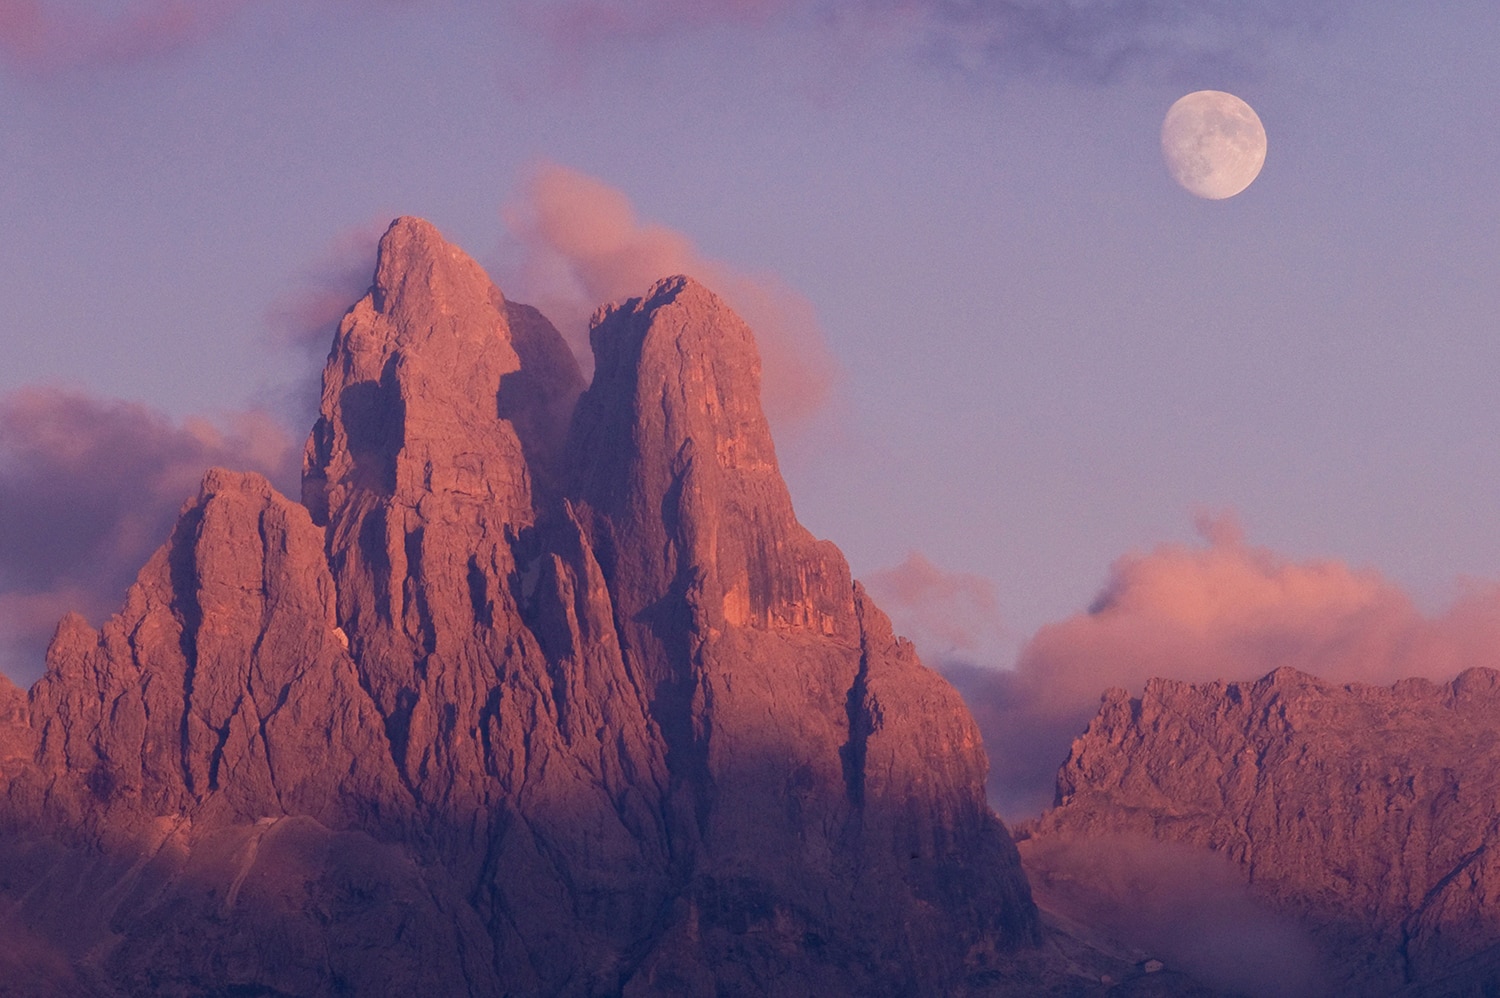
xmin=375 ymin=216 xmax=448 ymax=269
xmin=369 ymin=215 xmax=500 ymax=321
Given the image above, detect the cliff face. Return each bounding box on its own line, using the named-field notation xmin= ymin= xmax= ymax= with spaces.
xmin=26 ymin=469 xmax=404 ymax=831
xmin=563 ymin=275 xmax=1036 ymax=992
xmin=0 ymin=218 xmax=1037 ymax=996
xmin=1028 ymin=666 xmax=1500 ymax=994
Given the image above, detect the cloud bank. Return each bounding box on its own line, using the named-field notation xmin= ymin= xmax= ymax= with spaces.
xmin=0 ymin=387 xmax=297 ymax=684
xmin=504 ymin=163 xmax=838 ymax=428
xmin=925 ymin=514 xmax=1500 ymax=817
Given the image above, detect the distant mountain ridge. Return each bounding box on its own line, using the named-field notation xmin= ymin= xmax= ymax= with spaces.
xmin=1027 ymin=665 xmax=1500 ymax=995
xmin=0 ymin=218 xmax=1039 ymax=996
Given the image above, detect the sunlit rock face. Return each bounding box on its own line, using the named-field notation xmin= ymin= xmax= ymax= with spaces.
xmin=1028 ymin=666 xmax=1500 ymax=995
xmin=0 ymin=217 xmax=1037 ymax=996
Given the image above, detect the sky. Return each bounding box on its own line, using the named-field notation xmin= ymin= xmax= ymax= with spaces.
xmin=2 ymin=0 xmax=1499 ymax=817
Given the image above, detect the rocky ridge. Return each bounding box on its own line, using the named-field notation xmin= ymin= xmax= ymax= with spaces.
xmin=1027 ymin=666 xmax=1500 ymax=995
xmin=0 ymin=218 xmax=1041 ymax=996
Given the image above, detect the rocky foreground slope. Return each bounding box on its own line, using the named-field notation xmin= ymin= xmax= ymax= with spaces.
xmin=0 ymin=218 xmax=1047 ymax=996
xmin=1026 ymin=666 xmax=1500 ymax=996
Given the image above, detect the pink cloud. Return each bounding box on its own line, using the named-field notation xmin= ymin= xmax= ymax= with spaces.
xmin=0 ymin=0 xmax=247 ymax=72
xmin=523 ymin=0 xmax=796 ymax=47
xmin=1023 ymin=512 xmax=1500 ymax=696
xmin=0 ymin=387 xmax=297 ymax=684
xmin=864 ymin=551 xmax=1005 ymax=659
xmin=266 ymin=221 xmax=385 ymax=356
xmin=503 ymin=162 xmax=838 ymax=427
xmin=945 ymin=513 xmax=1500 ymax=817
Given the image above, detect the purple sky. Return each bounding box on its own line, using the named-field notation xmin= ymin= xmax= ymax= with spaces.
xmin=3 ymin=1 xmax=1499 ymax=810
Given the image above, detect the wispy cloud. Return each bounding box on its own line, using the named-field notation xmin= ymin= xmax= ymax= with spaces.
xmin=0 ymin=0 xmax=1337 ymax=82
xmin=526 ymin=0 xmax=795 ymax=43
xmin=263 ymin=220 xmax=386 ymax=433
xmin=0 ymin=0 xmax=248 ymax=73
xmin=0 ymin=387 xmax=296 ymax=684
xmin=527 ymin=0 xmax=1340 ymax=82
xmin=266 ymin=221 xmax=384 ymax=357
xmin=907 ymin=0 xmax=1338 ymax=81
xmin=864 ymin=551 xmax=1005 ymax=661
xmin=503 ymin=162 xmax=838 ymax=428
xmin=1022 ymin=834 xmax=1325 ymax=996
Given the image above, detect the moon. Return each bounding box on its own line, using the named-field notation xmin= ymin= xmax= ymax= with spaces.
xmin=1161 ymin=91 xmax=1267 ymax=200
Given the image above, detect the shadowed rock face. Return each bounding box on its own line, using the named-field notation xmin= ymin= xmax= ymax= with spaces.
xmin=1028 ymin=666 xmax=1500 ymax=995
xmin=1 ymin=218 xmax=1038 ymax=996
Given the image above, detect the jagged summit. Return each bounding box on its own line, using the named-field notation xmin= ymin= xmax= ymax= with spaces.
xmin=303 ymin=216 xmax=582 ymax=526
xmin=371 ymin=215 xmax=501 ymax=318
xmin=1 ymin=217 xmax=1038 ymax=996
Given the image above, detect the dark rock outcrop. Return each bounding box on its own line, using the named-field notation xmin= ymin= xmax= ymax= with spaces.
xmin=1028 ymin=666 xmax=1500 ymax=995
xmin=0 ymin=217 xmax=1038 ymax=996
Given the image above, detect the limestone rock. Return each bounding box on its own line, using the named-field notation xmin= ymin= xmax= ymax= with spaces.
xmin=1030 ymin=666 xmax=1500 ymax=993
xmin=25 ymin=468 xmax=404 ymax=832
xmin=568 ymin=276 xmax=1037 ymax=992
xmin=0 ymin=218 xmax=1038 ymax=996
xmin=301 ymin=219 xmax=673 ymax=993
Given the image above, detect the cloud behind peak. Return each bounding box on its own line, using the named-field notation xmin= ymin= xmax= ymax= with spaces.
xmin=0 ymin=387 xmax=296 ymax=684
xmin=503 ymin=162 xmax=838 ymax=429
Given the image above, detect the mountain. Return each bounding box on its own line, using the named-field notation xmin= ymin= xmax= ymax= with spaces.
xmin=0 ymin=218 xmax=1042 ymax=996
xmin=1025 ymin=666 xmax=1500 ymax=996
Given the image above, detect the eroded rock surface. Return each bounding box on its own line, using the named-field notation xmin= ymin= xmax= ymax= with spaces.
xmin=1029 ymin=666 xmax=1500 ymax=995
xmin=0 ymin=218 xmax=1037 ymax=996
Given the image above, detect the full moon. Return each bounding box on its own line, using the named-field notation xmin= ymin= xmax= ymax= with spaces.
xmin=1161 ymin=90 xmax=1267 ymax=200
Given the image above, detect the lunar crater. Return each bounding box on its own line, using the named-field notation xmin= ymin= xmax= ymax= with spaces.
xmin=1161 ymin=90 xmax=1267 ymax=200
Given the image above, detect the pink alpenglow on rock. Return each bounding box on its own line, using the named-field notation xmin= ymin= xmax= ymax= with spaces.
xmin=0 ymin=217 xmax=1039 ymax=996
xmin=1027 ymin=666 xmax=1500 ymax=994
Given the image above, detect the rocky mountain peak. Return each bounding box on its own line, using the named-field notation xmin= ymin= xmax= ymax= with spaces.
xmin=302 ymin=217 xmax=581 ymax=526
xmin=1 ymin=218 xmax=1039 ymax=996
xmin=0 ymin=668 xmax=29 ymax=770
xmin=370 ymin=216 xmax=501 ymax=324
xmin=580 ymin=274 xmax=776 ymax=487
xmin=569 ymin=273 xmax=847 ymax=642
